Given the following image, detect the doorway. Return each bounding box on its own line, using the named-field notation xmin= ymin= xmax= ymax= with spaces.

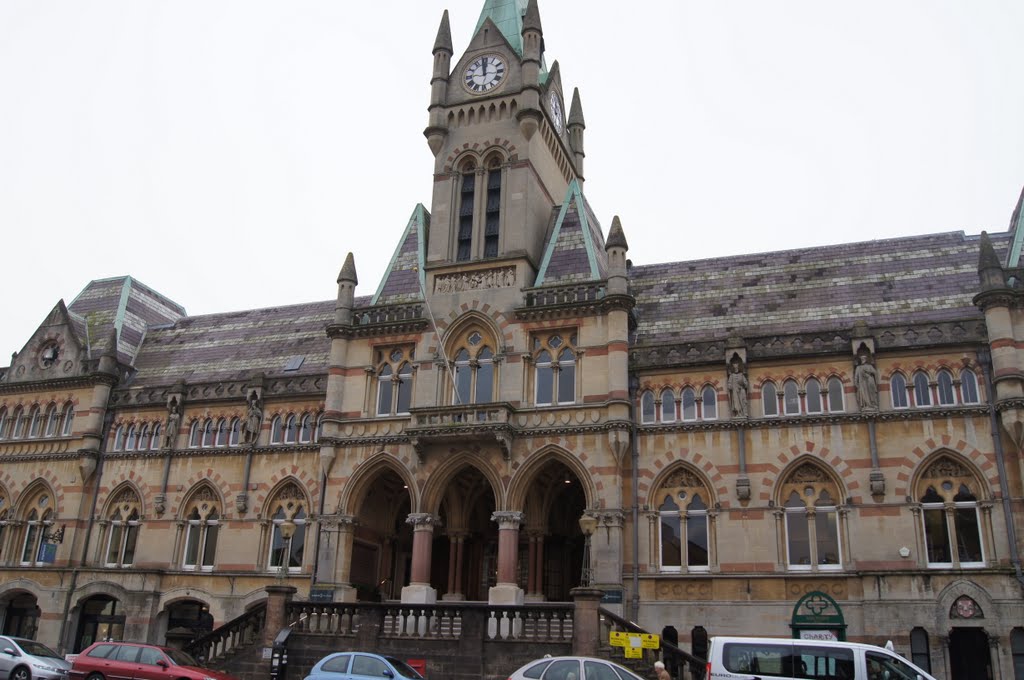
xmin=1 ymin=592 xmax=40 ymax=639
xmin=73 ymin=596 xmax=125 ymax=653
xmin=948 ymin=628 xmax=992 ymax=680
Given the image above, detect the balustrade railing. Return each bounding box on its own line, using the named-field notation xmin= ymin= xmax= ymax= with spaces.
xmin=352 ymin=304 xmax=424 ymax=327
xmin=409 ymin=403 xmax=513 ymax=429
xmin=524 ymin=284 xmax=607 ymax=308
xmin=185 ymin=602 xmax=266 ymax=664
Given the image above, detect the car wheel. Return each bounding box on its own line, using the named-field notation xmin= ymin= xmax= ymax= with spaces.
xmin=85 ymin=673 xmax=106 ymax=680
xmin=12 ymin=666 xmax=31 ymax=680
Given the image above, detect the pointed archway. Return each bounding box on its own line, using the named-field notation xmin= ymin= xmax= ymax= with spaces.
xmin=521 ymin=459 xmax=587 ymax=601
xmin=435 ymin=465 xmax=497 ymax=601
xmin=351 ymin=467 xmax=413 ymax=601
xmin=0 ymin=590 xmax=40 ymax=639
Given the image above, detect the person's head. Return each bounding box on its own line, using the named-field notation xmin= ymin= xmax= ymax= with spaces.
xmin=654 ymin=661 xmax=665 ymax=671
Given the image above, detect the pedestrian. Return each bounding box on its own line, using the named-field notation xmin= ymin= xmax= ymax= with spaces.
xmin=654 ymin=660 xmax=670 ymax=680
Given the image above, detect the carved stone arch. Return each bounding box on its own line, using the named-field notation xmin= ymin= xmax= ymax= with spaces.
xmin=156 ymin=587 xmax=223 ymax=623
xmin=13 ymin=478 xmax=58 ymax=517
xmin=253 ymin=468 xmax=320 ymax=514
xmin=0 ymin=481 xmax=10 ymax=517
xmin=451 ymin=149 xmax=482 ymax=174
xmin=908 ymin=448 xmax=990 ymax=502
xmin=419 ymin=452 xmax=504 ymax=516
xmin=481 ymin=145 xmax=508 ymax=168
xmin=898 ymin=444 xmax=998 ymax=500
xmin=178 ymin=481 xmax=225 ymax=520
xmin=507 ymin=445 xmax=595 ymax=511
xmin=260 ymin=477 xmax=311 ymax=520
xmin=338 ymin=451 xmax=418 ymax=516
xmin=101 ymin=481 xmax=145 ymax=519
xmin=760 ymin=444 xmax=855 ymax=504
xmin=0 ymin=581 xmax=46 ymax=605
xmin=431 ymin=307 xmax=515 ymax=356
xmin=441 ymin=311 xmax=503 ymax=357
xmin=774 ymin=456 xmax=846 ymax=509
xmin=170 ymin=470 xmax=233 ymax=517
xmin=648 ymin=461 xmax=717 ymax=510
xmin=72 ymin=579 xmax=133 ymax=606
xmin=640 ymin=448 xmax=729 ymax=509
xmin=935 ymin=579 xmax=995 ymax=628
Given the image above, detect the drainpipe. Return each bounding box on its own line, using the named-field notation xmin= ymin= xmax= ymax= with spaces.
xmin=977 ymin=348 xmax=1024 ymax=590
xmin=628 ymin=375 xmax=641 ymax=622
xmin=57 ymin=408 xmax=114 ymax=654
xmin=310 ymin=470 xmax=327 ymax=590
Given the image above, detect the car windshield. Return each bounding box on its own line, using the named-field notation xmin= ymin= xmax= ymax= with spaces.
xmin=164 ymin=649 xmax=201 ymax=667
xmin=17 ymin=640 xmax=62 ymax=659
xmin=385 ymin=657 xmax=423 ymax=679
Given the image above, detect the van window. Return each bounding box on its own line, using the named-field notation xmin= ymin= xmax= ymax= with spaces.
xmin=866 ymin=652 xmax=922 ymax=680
xmin=795 ymin=645 xmax=854 ymax=679
xmin=723 ymin=642 xmax=790 ymax=677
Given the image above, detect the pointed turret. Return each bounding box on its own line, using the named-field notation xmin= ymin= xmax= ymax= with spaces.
xmin=523 ymin=0 xmax=543 ymax=37
xmin=568 ymin=87 xmax=586 ymax=179
xmin=335 ymin=252 xmax=358 ymax=325
xmin=606 ymin=216 xmax=629 ymax=295
xmin=978 ymin=231 xmax=1005 ymax=291
xmin=425 ymin=10 xmax=453 ymax=156
xmin=97 ymin=327 xmax=120 ymax=376
xmin=517 ymin=0 xmax=544 ymax=140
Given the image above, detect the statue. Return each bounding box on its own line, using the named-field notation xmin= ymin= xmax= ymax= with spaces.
xmin=245 ymin=392 xmax=262 ymax=445
xmin=727 ymin=362 xmax=749 ymax=418
xmin=163 ymin=399 xmax=180 ymax=449
xmin=854 ymin=354 xmax=879 ymax=411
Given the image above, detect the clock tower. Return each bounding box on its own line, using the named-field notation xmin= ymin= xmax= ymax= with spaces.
xmin=423 ymin=0 xmax=586 ymax=279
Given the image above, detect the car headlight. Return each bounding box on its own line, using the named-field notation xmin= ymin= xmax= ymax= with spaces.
xmin=32 ymin=663 xmax=62 ymax=673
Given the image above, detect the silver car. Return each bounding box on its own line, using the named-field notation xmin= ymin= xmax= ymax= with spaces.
xmin=507 ymin=656 xmax=647 ymax=680
xmin=0 ymin=637 xmax=70 ymax=680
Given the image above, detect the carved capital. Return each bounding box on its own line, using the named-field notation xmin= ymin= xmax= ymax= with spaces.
xmin=491 ymin=510 xmax=525 ymax=530
xmin=406 ymin=513 xmax=441 ymax=530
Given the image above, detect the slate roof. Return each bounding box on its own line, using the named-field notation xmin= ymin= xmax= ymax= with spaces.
xmin=631 ymin=231 xmax=998 ymax=346
xmin=128 ymin=296 xmax=371 ymax=387
xmin=68 ymin=276 xmax=186 ymax=364
xmin=535 ymin=180 xmax=608 ymax=286
xmin=372 ymin=204 xmax=428 ymax=306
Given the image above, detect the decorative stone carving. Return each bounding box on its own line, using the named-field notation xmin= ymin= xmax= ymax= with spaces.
xmin=163 ymin=398 xmax=181 ymax=449
xmin=434 ymin=266 xmax=516 ymax=294
xmin=854 ymin=352 xmax=879 ymax=411
xmin=736 ymin=476 xmax=751 ymax=501
xmin=869 ymin=469 xmax=886 ymax=497
xmin=922 ymin=457 xmax=969 ymax=480
xmin=727 ymin=360 xmax=749 ymax=419
xmin=153 ymin=493 xmax=167 ymax=516
xmin=244 ymin=391 xmax=263 ymax=446
xmin=235 ymin=493 xmax=248 ymax=515
xmin=490 ymin=511 xmax=524 ymax=529
xmin=790 ymin=463 xmax=828 ymax=484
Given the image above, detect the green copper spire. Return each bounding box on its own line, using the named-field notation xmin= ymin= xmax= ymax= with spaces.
xmin=474 ymin=0 xmax=530 ymax=55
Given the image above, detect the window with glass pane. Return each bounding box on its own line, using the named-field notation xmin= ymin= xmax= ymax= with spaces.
xmin=136 ymin=426 xmax=149 ymax=452
xmin=299 ymin=414 xmax=313 ymax=443
xmin=284 ymin=415 xmax=297 ymax=444
xmin=44 ymin=405 xmax=58 ymax=436
xmin=658 ymin=495 xmax=682 ymax=569
xmin=28 ymin=407 xmax=42 ymax=438
xmin=453 ymin=349 xmax=472 ymax=404
xmin=202 ymin=419 xmax=216 ymax=447
xmin=913 ymin=372 xmax=931 ymax=406
xmin=702 ymin=386 xmax=717 ymax=420
xmin=12 ymin=408 xmax=26 ymax=438
xmin=681 ymin=387 xmax=697 ymax=420
xmin=270 ymin=416 xmax=283 ymax=444
xmin=457 ymin=170 xmax=475 ymax=261
xmin=921 ymin=486 xmax=952 ymax=565
xmin=535 ymin=351 xmax=554 ymax=406
xmin=960 ymin=369 xmax=979 ymax=404
xmin=183 ymin=500 xmax=219 ymax=571
xmin=953 ymin=486 xmax=983 ymax=564
xmin=21 ymin=507 xmax=52 ymax=565
xmin=556 ymin=348 xmax=575 ymax=404
xmin=150 ymin=424 xmax=161 ymax=450
xmin=484 ymin=166 xmax=501 ymax=258
xmin=125 ymin=426 xmax=137 ymax=451
xmin=918 ymin=458 xmax=986 ymax=568
xmin=641 ymin=391 xmax=656 ymax=424
xmin=1010 ymin=628 xmax=1024 ymax=680
xmin=61 ymin=404 xmax=75 ymax=436
xmin=661 ymin=389 xmax=676 ymax=422
xmin=104 ymin=489 xmax=141 ymax=568
xmin=228 ymin=419 xmax=241 ymax=446
xmin=814 ymin=497 xmax=841 ymax=568
xmin=655 ymin=467 xmax=714 ymax=572
xmin=805 ymin=380 xmax=822 ymax=413
xmin=937 ymin=370 xmax=956 ymax=405
xmin=267 ymin=487 xmax=307 ymax=573
xmin=890 ymin=373 xmax=908 ymax=408
xmin=783 ymin=380 xmax=800 ymax=415
xmin=686 ymin=495 xmax=709 ymax=568
xmin=189 ymin=421 xmax=200 ymax=447
xmin=113 ymin=426 xmax=126 ymax=451
xmin=477 ymin=347 xmax=495 ymax=403
xmin=0 ymin=408 xmax=9 ymax=439
xmin=780 ymin=463 xmax=844 ymax=571
xmin=397 ymin=364 xmax=413 ymax=413
xmin=785 ymin=491 xmax=812 ymax=568
xmin=910 ymin=628 xmax=931 ymax=673
xmin=827 ymin=377 xmax=844 ymax=412
xmin=762 ymin=382 xmax=778 ymax=416
xmin=376 ymin=365 xmax=394 ymax=415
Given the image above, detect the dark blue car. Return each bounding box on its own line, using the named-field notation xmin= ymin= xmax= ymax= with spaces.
xmin=303 ymin=653 xmax=424 ymax=680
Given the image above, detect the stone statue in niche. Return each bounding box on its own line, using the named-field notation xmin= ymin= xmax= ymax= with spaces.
xmin=727 ymin=361 xmax=749 ymax=419
xmin=163 ymin=398 xmax=180 ymax=449
xmin=854 ymin=353 xmax=879 ymax=411
xmin=245 ymin=391 xmax=262 ymax=446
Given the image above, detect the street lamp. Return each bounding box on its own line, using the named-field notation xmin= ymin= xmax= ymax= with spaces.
xmin=579 ymin=514 xmax=598 ymax=587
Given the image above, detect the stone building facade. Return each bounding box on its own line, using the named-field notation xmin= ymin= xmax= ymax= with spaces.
xmin=0 ymin=2 xmax=1022 ymax=679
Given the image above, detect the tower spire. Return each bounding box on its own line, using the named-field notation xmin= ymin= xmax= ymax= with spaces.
xmin=425 ymin=10 xmax=453 ymax=156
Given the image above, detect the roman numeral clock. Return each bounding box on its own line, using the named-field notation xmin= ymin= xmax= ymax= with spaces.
xmin=464 ymin=54 xmax=506 ymax=93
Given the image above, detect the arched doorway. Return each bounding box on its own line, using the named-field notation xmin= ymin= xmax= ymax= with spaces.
xmin=163 ymin=599 xmax=213 ymax=645
xmin=72 ymin=595 xmax=124 ymax=653
xmin=948 ymin=628 xmax=992 ymax=680
xmin=0 ymin=592 xmax=40 ymax=639
xmin=435 ymin=465 xmax=497 ymax=601
xmin=521 ymin=459 xmax=586 ymax=601
xmin=353 ymin=468 xmax=412 ymax=601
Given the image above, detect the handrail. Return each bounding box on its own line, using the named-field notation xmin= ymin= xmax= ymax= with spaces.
xmin=598 ymin=607 xmax=706 ymax=680
xmin=184 ymin=602 xmax=267 ymax=663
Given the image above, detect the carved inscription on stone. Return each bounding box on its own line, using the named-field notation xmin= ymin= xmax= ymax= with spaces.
xmin=434 ymin=267 xmax=516 ymax=294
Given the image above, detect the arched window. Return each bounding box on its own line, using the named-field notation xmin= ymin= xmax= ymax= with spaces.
xmin=917 ymin=456 xmax=985 ymax=568
xmin=457 ymin=162 xmax=476 ymax=261
xmin=0 ymin=498 xmax=7 ymax=561
xmin=805 ymin=379 xmax=822 ymax=414
xmin=189 ymin=421 xmax=201 ymax=448
xmin=640 ymin=391 xmax=656 ymax=424
xmin=681 ymin=387 xmax=697 ymax=421
xmin=125 ymin=425 xmax=138 ymax=451
xmin=316 ymin=414 xmax=325 ymax=442
xmin=137 ymin=425 xmax=149 ymax=452
xmin=660 ymin=389 xmax=676 ymax=423
xmin=936 ymin=369 xmax=956 ymax=406
xmin=104 ymin=487 xmax=141 ymax=568
xmin=214 ymin=418 xmax=229 ymax=447
xmin=299 ymin=413 xmax=313 ymax=444
xmin=762 ymin=382 xmax=778 ymax=417
xmin=827 ymin=377 xmax=845 ymax=413
xmin=450 ymin=330 xmax=498 ymax=405
xmin=484 ymin=157 xmax=502 ymax=258
xmin=960 ymin=369 xmax=980 ymax=404
xmin=182 ymin=487 xmax=220 ymax=571
xmin=113 ymin=426 xmax=127 ymax=451
xmin=891 ymin=373 xmax=909 ymax=409
xmin=283 ymin=415 xmax=298 ymax=444
xmin=28 ymin=406 xmax=42 ymax=438
xmin=149 ymin=424 xmax=162 ymax=450
xmin=913 ymin=371 xmax=932 ymax=407
xmin=228 ymin=418 xmax=241 ymax=447
xmin=534 ymin=333 xmax=577 ymax=406
xmin=701 ymin=386 xmax=717 ymax=420
xmin=267 ymin=484 xmax=307 ymax=573
xmin=910 ymin=627 xmax=931 ymax=673
xmin=783 ymin=380 xmax=801 ymax=415
xmin=0 ymin=407 xmax=9 ymax=439
xmin=655 ymin=466 xmax=714 ymax=572
xmin=779 ymin=462 xmax=843 ymax=571
xmin=201 ymin=419 xmax=216 ymax=448
xmin=270 ymin=416 xmax=283 ymax=444
xmin=61 ymin=403 xmax=75 ymax=437
xmin=375 ymin=348 xmax=415 ymax=417
xmin=44 ymin=404 xmax=59 ymax=437
xmin=12 ymin=407 xmax=26 ymax=439
xmin=20 ymin=506 xmax=53 ymax=566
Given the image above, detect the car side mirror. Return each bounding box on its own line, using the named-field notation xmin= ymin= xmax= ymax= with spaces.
xmin=382 ymin=671 xmax=394 ymax=679
xmin=157 ymin=660 xmax=169 ymax=669
xmin=3 ymin=648 xmax=17 ymax=656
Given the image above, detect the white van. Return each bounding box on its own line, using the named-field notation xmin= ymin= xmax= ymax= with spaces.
xmin=706 ymin=636 xmax=937 ymax=680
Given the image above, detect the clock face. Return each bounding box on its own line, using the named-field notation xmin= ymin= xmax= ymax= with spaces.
xmin=549 ymin=92 xmax=564 ymax=133
xmin=464 ymin=55 xmax=506 ymax=93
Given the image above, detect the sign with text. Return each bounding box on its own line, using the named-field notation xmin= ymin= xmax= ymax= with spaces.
xmin=609 ymin=631 xmax=660 ymax=651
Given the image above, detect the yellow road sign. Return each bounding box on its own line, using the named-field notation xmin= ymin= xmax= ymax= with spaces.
xmin=624 ymin=645 xmax=643 ymax=659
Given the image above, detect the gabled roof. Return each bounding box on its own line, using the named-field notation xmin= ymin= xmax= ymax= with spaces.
xmin=1004 ymin=185 xmax=1024 ymax=268
xmin=68 ymin=276 xmax=186 ymax=365
xmin=371 ymin=204 xmax=429 ymax=306
xmin=631 ymin=231 xmax=998 ymax=346
xmin=472 ymin=0 xmax=549 ymax=81
xmin=535 ymin=180 xmax=608 ymax=286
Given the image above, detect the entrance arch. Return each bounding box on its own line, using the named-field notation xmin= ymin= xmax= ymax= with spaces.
xmin=434 ymin=463 xmax=498 ymax=601
xmin=0 ymin=591 xmax=40 ymax=639
xmin=349 ymin=465 xmax=414 ymax=601
xmin=72 ymin=595 xmax=125 ymax=653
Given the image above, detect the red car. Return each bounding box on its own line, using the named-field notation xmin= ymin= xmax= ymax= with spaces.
xmin=69 ymin=642 xmax=237 ymax=680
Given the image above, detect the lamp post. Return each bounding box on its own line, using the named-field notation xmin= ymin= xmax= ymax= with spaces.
xmin=579 ymin=514 xmax=598 ymax=587
xmin=277 ymin=520 xmax=296 ymax=581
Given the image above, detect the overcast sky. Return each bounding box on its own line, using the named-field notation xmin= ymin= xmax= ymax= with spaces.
xmin=1 ymin=0 xmax=1022 ymax=360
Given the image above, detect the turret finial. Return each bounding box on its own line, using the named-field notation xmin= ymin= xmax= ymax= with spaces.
xmin=606 ymin=216 xmax=628 ymax=251
xmin=568 ymin=87 xmax=586 ymax=128
xmin=433 ymin=10 xmax=453 ymax=54
xmin=338 ymin=252 xmax=358 ymax=285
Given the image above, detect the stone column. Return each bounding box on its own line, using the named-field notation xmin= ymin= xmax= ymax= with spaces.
xmin=401 ymin=513 xmax=439 ymax=604
xmin=592 ymin=510 xmax=624 ymax=587
xmin=320 ymin=515 xmax=358 ymax=602
xmin=570 ymin=587 xmax=605 ymax=657
xmin=442 ymin=531 xmax=467 ymax=601
xmin=261 ymin=585 xmax=297 ymax=646
xmin=489 ymin=511 xmax=524 ymax=605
